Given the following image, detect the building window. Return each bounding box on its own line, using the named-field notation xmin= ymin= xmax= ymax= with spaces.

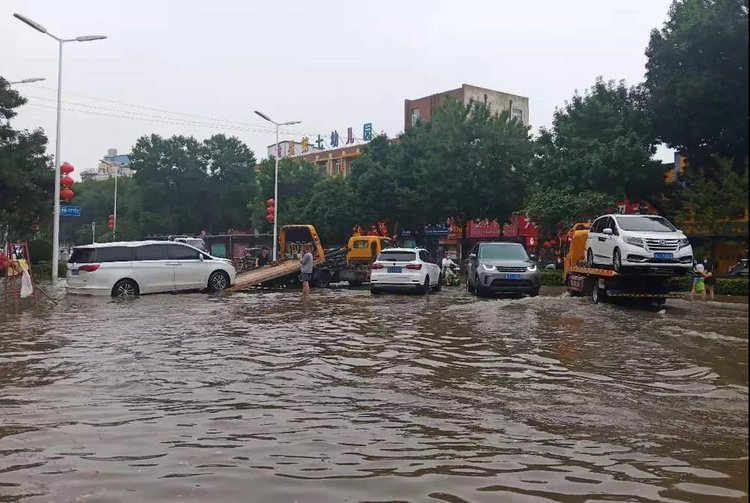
xmin=411 ymin=108 xmax=421 ymax=126
xmin=317 ymin=161 xmax=328 ymax=176
xmin=333 ymin=159 xmax=342 ymax=175
xmin=511 ymin=108 xmax=524 ymax=122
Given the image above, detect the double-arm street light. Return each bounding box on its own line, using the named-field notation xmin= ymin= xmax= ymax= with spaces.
xmin=8 ymin=77 xmax=46 ymax=85
xmin=254 ymin=110 xmax=301 ymax=262
xmin=13 ymin=13 xmax=106 ymax=285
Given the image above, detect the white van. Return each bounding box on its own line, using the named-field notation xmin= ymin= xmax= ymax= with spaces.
xmin=66 ymin=241 xmax=236 ymax=297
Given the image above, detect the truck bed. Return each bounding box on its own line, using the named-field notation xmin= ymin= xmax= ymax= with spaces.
xmin=228 ymin=256 xmax=324 ymax=292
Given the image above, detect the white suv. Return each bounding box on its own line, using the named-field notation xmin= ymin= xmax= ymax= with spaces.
xmin=67 ymin=241 xmax=236 ymax=297
xmin=585 ymin=214 xmax=693 ymax=275
xmin=370 ymin=248 xmax=442 ymax=294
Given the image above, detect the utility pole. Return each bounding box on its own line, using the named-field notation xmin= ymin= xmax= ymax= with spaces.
xmin=91 ymin=221 xmax=95 ymax=244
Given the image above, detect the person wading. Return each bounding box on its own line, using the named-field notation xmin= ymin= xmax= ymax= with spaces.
xmin=300 ymin=245 xmax=314 ymax=295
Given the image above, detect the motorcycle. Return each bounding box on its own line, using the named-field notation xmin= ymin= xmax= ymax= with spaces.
xmin=442 ymin=263 xmax=461 ymax=286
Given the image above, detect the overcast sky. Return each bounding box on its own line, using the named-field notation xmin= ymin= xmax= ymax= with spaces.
xmin=3 ymin=0 xmax=674 ymax=176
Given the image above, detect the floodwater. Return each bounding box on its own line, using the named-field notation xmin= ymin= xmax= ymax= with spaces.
xmin=0 ymin=286 xmax=747 ymax=502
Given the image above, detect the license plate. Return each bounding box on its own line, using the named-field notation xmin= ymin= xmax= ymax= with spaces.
xmin=387 ymin=267 xmax=402 ymax=273
xmin=505 ymin=273 xmax=522 ymax=280
xmin=71 ymin=269 xmax=79 ymax=276
xmin=654 ymin=253 xmax=673 ymax=260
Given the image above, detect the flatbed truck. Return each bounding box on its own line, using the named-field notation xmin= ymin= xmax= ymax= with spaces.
xmin=563 ymin=223 xmax=679 ymax=305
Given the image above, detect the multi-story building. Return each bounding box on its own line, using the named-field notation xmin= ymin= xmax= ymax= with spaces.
xmin=291 ymin=144 xmax=366 ymax=177
xmin=404 ymin=83 xmax=530 ymax=129
xmin=266 ymin=140 xmax=323 ymax=160
xmin=81 ymin=148 xmax=133 ymax=182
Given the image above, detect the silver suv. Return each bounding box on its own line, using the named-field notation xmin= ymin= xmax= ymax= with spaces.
xmin=466 ymin=242 xmax=542 ymax=297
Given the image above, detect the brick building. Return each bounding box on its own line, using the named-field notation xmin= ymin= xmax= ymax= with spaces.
xmin=404 ymin=83 xmax=530 ymax=129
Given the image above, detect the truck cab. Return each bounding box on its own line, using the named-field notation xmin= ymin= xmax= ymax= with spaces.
xmin=346 ymin=236 xmax=396 ymax=265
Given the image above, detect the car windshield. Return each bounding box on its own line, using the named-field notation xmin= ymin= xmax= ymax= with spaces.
xmin=616 ymin=216 xmax=676 ymax=232
xmin=378 ymin=251 xmax=416 ymax=262
xmin=479 ymin=244 xmax=529 ymax=260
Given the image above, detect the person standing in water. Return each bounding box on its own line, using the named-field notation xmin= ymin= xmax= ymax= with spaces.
xmin=300 ymin=245 xmax=314 ymax=295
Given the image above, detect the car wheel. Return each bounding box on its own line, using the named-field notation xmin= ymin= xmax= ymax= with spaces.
xmin=420 ymin=276 xmax=430 ymax=295
xmin=314 ymin=270 xmax=331 ymax=288
xmin=467 ymin=274 xmax=475 ymax=293
xmin=370 ymin=287 xmax=381 ymax=295
xmin=613 ymin=248 xmax=622 ymax=273
xmin=586 ymin=248 xmax=595 ymax=267
xmin=112 ymin=279 xmax=139 ymax=298
xmin=208 ymin=270 xmax=230 ymax=292
xmin=655 ymin=297 xmax=667 ymax=306
xmin=434 ymin=274 xmax=443 ymax=292
xmin=529 ymin=287 xmax=540 ymax=297
xmin=592 ymin=282 xmax=606 ymax=304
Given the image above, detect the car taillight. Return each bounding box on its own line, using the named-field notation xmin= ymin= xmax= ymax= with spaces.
xmin=371 ymin=263 xmax=384 ymax=269
xmin=79 ymin=264 xmax=100 ymax=272
xmin=406 ymin=264 xmax=422 ymax=270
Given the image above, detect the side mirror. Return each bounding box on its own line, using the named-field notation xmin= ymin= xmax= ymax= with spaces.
xmin=603 ymin=228 xmax=613 ymax=235
xmin=529 ymin=254 xmax=536 ymax=260
xmin=468 ymin=253 xmax=477 ymax=260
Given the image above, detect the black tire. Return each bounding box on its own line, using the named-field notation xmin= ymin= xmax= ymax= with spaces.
xmin=613 ymin=248 xmax=623 ymax=273
xmin=586 ymin=248 xmax=595 ymax=267
xmin=529 ymin=287 xmax=540 ymax=297
xmin=420 ymin=276 xmax=430 ymax=295
xmin=112 ymin=278 xmax=139 ymax=298
xmin=655 ymin=297 xmax=667 ymax=306
xmin=592 ymin=282 xmax=606 ymax=304
xmin=349 ymin=280 xmax=363 ymax=287
xmin=208 ymin=270 xmax=230 ymax=292
xmin=434 ymin=274 xmax=443 ymax=292
xmin=314 ymin=270 xmax=331 ymax=288
xmin=370 ymin=287 xmax=381 ymax=295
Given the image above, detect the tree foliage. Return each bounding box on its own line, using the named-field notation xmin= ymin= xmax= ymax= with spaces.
xmin=0 ymin=76 xmax=53 ymax=240
xmin=525 ymin=78 xmax=665 ymax=234
xmin=645 ymin=0 xmax=748 ymax=159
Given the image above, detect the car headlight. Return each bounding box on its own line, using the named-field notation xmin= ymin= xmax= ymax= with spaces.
xmin=527 ymin=264 xmax=537 ymax=272
xmin=679 ymin=238 xmax=690 ymax=248
xmin=625 ymin=236 xmax=644 ymax=248
xmin=480 ymin=264 xmax=495 ymax=271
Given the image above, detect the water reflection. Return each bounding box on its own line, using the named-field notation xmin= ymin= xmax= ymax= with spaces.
xmin=0 ymin=287 xmax=747 ymax=502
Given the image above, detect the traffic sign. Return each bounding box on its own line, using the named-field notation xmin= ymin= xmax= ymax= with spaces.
xmin=60 ymin=205 xmax=81 ymax=217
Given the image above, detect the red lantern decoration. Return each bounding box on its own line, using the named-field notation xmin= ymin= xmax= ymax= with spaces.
xmin=60 ymin=175 xmax=75 ymax=187
xmin=60 ymin=162 xmax=75 ymax=175
xmin=265 ymin=214 xmax=274 ymax=223
xmin=60 ymin=188 xmax=75 ymax=202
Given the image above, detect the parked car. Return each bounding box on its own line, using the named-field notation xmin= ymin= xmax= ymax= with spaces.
xmin=66 ymin=241 xmax=236 ymax=297
xmin=170 ymin=236 xmax=207 ymax=252
xmin=724 ymin=259 xmax=748 ymax=278
xmin=466 ymin=242 xmax=541 ymax=297
xmin=370 ymin=248 xmax=442 ymax=294
xmin=585 ymin=214 xmax=693 ymax=275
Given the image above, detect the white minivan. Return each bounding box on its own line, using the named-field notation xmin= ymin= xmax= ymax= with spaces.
xmin=67 ymin=241 xmax=236 ymax=297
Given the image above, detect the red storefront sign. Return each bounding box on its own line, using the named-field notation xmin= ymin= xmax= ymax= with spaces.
xmin=468 ymin=219 xmax=500 ymax=239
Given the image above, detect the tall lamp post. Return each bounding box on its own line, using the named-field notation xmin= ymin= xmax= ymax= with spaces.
xmin=8 ymin=77 xmax=46 ymax=85
xmin=13 ymin=13 xmax=106 ymax=285
xmin=254 ymin=110 xmax=300 ymax=262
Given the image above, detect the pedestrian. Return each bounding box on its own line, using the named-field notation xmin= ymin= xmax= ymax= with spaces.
xmin=257 ymin=247 xmax=271 ymax=267
xmin=299 ymin=244 xmax=314 ymax=295
xmin=690 ymin=260 xmax=706 ymax=300
xmin=703 ymin=257 xmax=716 ymax=301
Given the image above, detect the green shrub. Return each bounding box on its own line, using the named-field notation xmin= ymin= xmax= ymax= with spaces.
xmin=669 ymin=276 xmax=748 ymax=296
xmin=32 ymin=261 xmax=67 ymax=279
xmin=541 ymin=268 xmax=564 ymax=286
xmin=27 ymin=240 xmax=52 ymax=264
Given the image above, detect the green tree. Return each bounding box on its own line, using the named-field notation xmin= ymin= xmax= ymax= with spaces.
xmin=408 ymin=99 xmax=532 ymax=250
xmin=303 ymin=176 xmax=358 ymax=246
xmin=0 ymin=76 xmax=53 ymax=240
xmin=249 ymin=158 xmax=324 ymax=232
xmin=526 ymin=78 xmax=665 ymax=235
xmin=645 ymin=0 xmax=748 ymax=160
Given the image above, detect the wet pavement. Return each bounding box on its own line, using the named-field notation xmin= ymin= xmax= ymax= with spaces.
xmin=0 ymin=285 xmax=747 ymax=502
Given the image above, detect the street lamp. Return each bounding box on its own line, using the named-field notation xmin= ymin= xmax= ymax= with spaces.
xmin=254 ymin=110 xmax=301 ymax=262
xmin=8 ymin=77 xmax=46 ymax=85
xmin=13 ymin=13 xmax=107 ymax=285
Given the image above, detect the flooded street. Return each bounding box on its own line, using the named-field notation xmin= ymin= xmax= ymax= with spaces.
xmin=0 ymin=287 xmax=747 ymax=502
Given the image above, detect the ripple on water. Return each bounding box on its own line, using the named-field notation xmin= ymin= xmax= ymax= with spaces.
xmin=0 ymin=287 xmax=746 ymax=502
